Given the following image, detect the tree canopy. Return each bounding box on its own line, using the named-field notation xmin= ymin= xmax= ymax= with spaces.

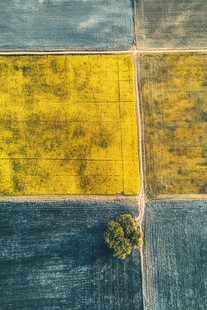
xmin=104 ymin=214 xmax=143 ymax=260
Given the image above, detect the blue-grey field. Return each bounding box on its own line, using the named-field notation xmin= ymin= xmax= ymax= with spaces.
xmin=0 ymin=200 xmax=143 ymax=310
xmin=0 ymin=0 xmax=135 ymax=50
xmin=143 ymin=200 xmax=207 ymax=310
xmin=137 ymin=0 xmax=207 ymax=49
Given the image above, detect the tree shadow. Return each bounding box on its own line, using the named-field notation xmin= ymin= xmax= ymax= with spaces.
xmin=43 ymin=224 xmax=112 ymax=268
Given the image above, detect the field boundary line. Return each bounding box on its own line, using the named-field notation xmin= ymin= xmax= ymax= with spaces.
xmin=0 ymin=194 xmax=142 ymax=203
xmin=157 ymin=194 xmax=207 ymax=201
xmin=133 ymin=52 xmax=146 ymax=310
xmin=0 ymin=48 xmax=207 ymax=55
xmin=133 ymin=53 xmax=145 ymax=225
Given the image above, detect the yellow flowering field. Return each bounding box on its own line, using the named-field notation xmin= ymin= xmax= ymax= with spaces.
xmin=0 ymin=55 xmax=140 ymax=195
xmin=140 ymin=53 xmax=207 ymax=196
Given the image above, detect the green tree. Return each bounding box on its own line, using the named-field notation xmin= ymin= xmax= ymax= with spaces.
xmin=104 ymin=214 xmax=143 ymax=260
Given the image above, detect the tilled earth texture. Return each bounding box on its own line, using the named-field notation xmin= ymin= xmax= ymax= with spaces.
xmin=0 ymin=200 xmax=143 ymax=310
xmin=0 ymin=0 xmax=135 ymax=50
xmin=137 ymin=0 xmax=207 ymax=49
xmin=143 ymin=200 xmax=207 ymax=310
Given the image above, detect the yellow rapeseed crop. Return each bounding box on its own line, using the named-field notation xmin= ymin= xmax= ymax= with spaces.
xmin=0 ymin=55 xmax=140 ymax=195
xmin=140 ymin=53 xmax=207 ymax=196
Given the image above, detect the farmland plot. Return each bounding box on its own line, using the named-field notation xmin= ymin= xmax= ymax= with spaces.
xmin=0 ymin=0 xmax=135 ymax=50
xmin=0 ymin=200 xmax=143 ymax=310
xmin=140 ymin=53 xmax=207 ymax=196
xmin=137 ymin=0 xmax=207 ymax=49
xmin=143 ymin=200 xmax=207 ymax=310
xmin=0 ymin=55 xmax=140 ymax=195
